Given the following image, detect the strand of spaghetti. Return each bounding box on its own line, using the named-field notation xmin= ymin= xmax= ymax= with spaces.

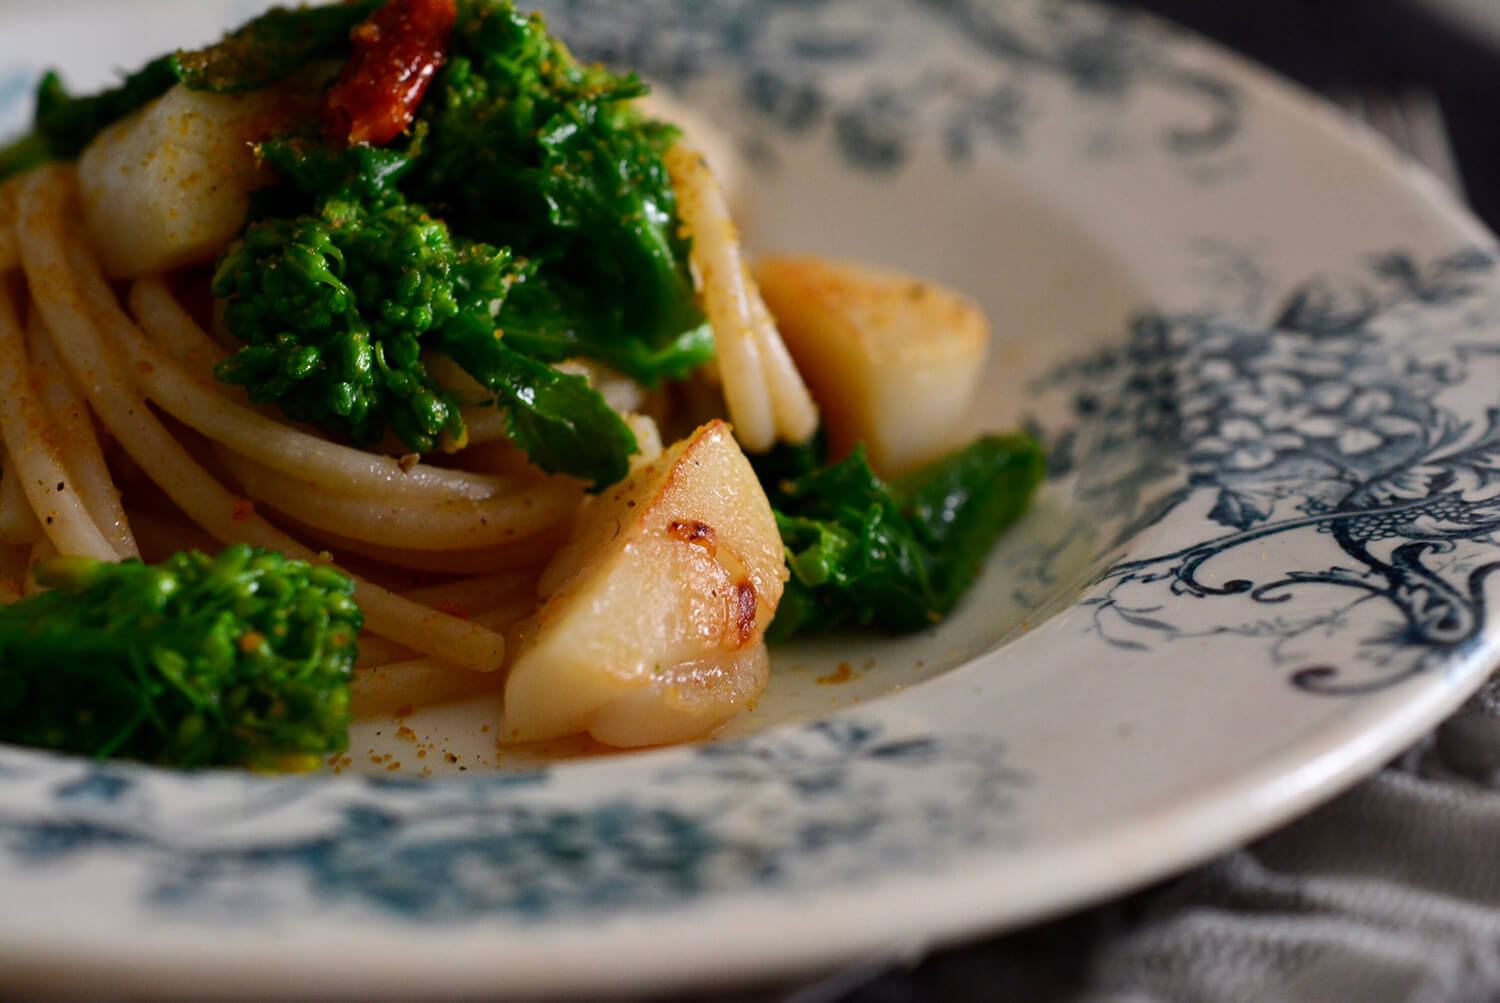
xmin=26 ymin=308 xmax=137 ymax=558
xmin=400 ymin=570 xmax=537 ymax=610
xmin=354 ymin=633 xmax=415 ymax=669
xmin=291 ymin=517 xmax=570 ymax=575
xmin=127 ymin=277 xmax=223 ymax=361
xmin=0 ymin=283 xmax=118 ymax=561
xmin=358 ymin=592 xmax=530 ymax=667
xmin=0 ymin=444 xmax=42 ymax=545
xmin=744 ymin=264 xmax=819 ymax=443
xmin=351 ymin=657 xmax=505 ymax=718
xmin=215 ymin=446 xmax=579 ymax=550
xmin=666 ymin=145 xmax=775 ymax=451
xmin=359 ymin=581 xmax=533 ymax=668
xmin=123 ymin=508 xmax=221 ymax=560
xmin=116 ymin=274 xmax=520 ymax=503
xmin=18 ymin=166 xmax=508 ymax=670
xmin=54 ymin=303 xmax=509 ymax=667
xmin=130 ymin=277 xmax=327 ymax=425
xmin=351 ymin=602 xmax=535 ymax=716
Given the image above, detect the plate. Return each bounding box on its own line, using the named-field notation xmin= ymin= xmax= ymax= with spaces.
xmin=5 ymin=0 xmax=1500 ymax=997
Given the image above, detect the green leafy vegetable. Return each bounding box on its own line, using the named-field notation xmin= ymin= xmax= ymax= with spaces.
xmin=211 ymin=0 xmax=691 ymax=484
xmin=0 ymin=55 xmax=178 ymax=178
xmin=749 ymin=428 xmax=827 ymax=487
xmin=213 ymin=195 xmax=516 ymax=454
xmin=31 ymin=55 xmax=180 ymax=158
xmin=215 ymin=139 xmax=637 ymax=485
xmin=439 ymin=312 xmax=639 ymax=485
xmin=411 ymin=0 xmax=704 ymax=383
xmin=0 ymin=546 xmax=361 ymax=770
xmin=495 ymin=269 xmax=716 ymax=384
xmin=763 ymin=435 xmax=1046 ymax=641
xmin=169 ymin=0 xmax=383 ymax=93
xmin=258 ymin=132 xmax=422 ymax=209
xmin=766 ymin=448 xmax=941 ymax=638
xmin=896 ymin=434 xmax=1048 ymax=611
xmin=0 ymin=132 xmax=49 ymax=180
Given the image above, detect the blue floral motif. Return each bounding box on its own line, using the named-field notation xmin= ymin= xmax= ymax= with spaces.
xmin=537 ymin=0 xmax=1243 ymax=176
xmin=0 ymin=721 xmax=1023 ymax=923
xmin=1039 ymin=249 xmax=1500 ymax=691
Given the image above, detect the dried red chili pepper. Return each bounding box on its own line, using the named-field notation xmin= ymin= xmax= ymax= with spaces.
xmin=324 ymin=0 xmax=456 ymax=147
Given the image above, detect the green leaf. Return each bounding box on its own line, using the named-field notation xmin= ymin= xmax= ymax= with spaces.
xmin=749 ymin=430 xmax=828 ymax=495
xmin=0 ymin=55 xmax=178 ymax=179
xmin=763 ymin=577 xmax=824 ymax=643
xmin=34 ymin=56 xmax=180 ymax=158
xmin=768 ymin=447 xmax=940 ymax=637
xmin=258 ymin=134 xmax=423 ymax=208
xmin=765 ymin=435 xmax=1046 ymax=640
xmin=497 ymin=272 xmax=714 ymax=384
xmin=170 ymin=0 xmax=381 ymax=94
xmin=896 ymin=433 xmax=1046 ymax=610
xmin=0 ymin=131 xmax=51 ymax=179
xmin=437 ymin=313 xmax=638 ymax=487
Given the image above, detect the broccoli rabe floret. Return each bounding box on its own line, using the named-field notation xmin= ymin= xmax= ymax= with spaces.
xmin=0 ymin=545 xmax=361 ymax=770
xmin=411 ymin=0 xmax=705 ymax=381
xmin=414 ymin=0 xmax=651 ymax=247
xmin=213 ymin=196 xmax=516 ymax=452
xmin=214 ymin=185 xmax=639 ymax=484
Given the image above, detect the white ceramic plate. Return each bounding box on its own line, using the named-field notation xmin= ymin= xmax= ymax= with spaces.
xmin=4 ymin=0 xmax=1500 ymax=997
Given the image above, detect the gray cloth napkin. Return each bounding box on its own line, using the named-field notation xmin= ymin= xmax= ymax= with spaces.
xmin=815 ymin=675 xmax=1500 ymax=1003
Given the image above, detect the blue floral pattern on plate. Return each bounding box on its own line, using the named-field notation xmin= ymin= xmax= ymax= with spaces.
xmin=0 ymin=720 xmax=1022 ymax=922
xmin=1036 ymin=248 xmax=1500 ymax=691
xmin=542 ymin=0 xmax=1243 ymax=176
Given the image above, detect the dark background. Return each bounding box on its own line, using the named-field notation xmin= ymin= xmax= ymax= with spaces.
xmin=1100 ymin=0 xmax=1500 ymax=230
